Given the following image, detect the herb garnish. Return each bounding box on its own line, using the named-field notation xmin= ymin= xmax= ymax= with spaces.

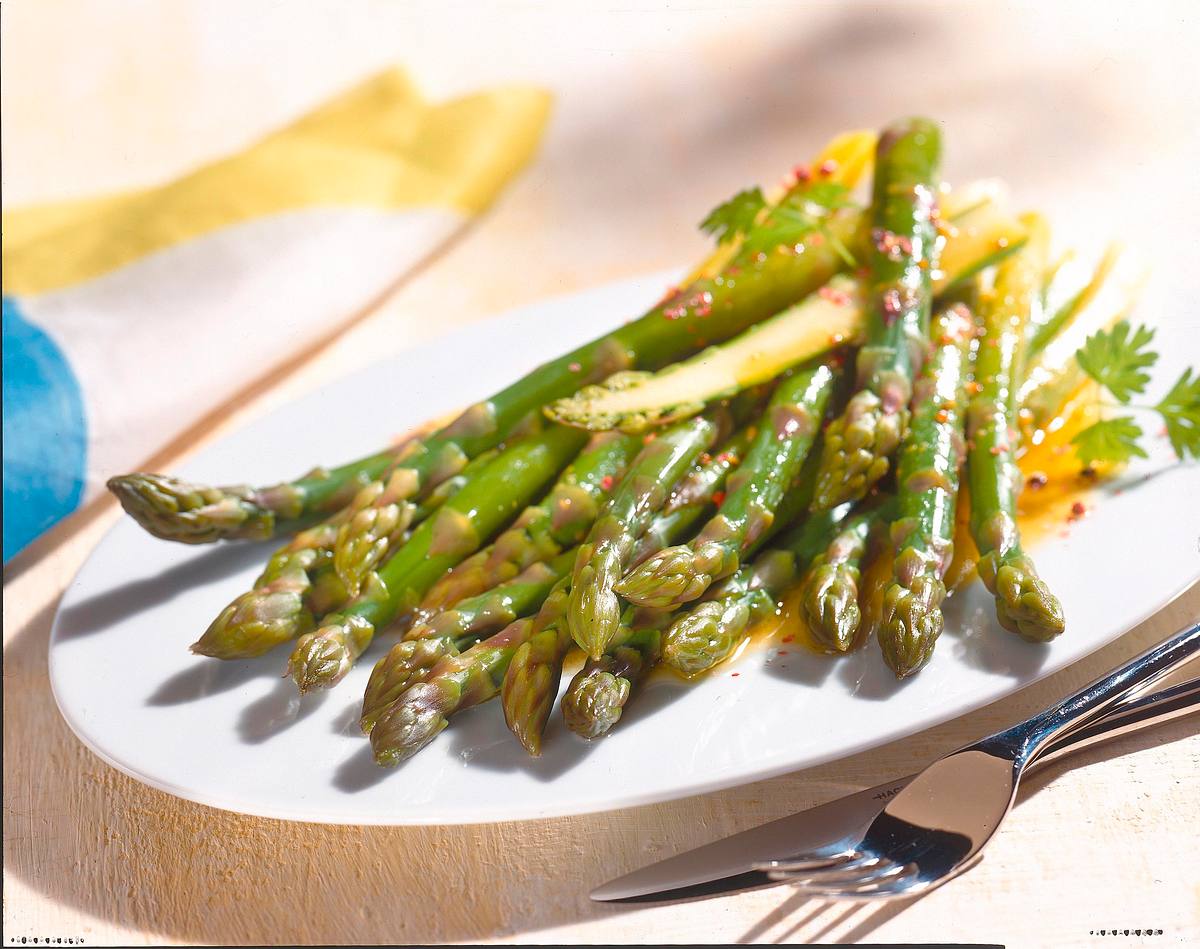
xmin=1071 ymin=320 xmax=1200 ymax=465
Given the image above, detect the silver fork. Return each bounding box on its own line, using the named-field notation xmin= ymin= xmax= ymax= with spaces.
xmin=755 ymin=619 xmax=1200 ymax=900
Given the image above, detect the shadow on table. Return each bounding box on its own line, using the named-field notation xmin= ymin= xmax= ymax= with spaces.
xmin=727 ymin=706 xmax=1200 ymax=944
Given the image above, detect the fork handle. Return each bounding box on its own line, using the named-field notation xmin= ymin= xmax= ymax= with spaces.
xmin=1030 ymin=674 xmax=1200 ymax=770
xmin=981 ymin=620 xmax=1200 ymax=766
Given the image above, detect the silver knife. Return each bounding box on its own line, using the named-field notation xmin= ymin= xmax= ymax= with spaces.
xmin=591 ymin=675 xmax=1200 ymax=903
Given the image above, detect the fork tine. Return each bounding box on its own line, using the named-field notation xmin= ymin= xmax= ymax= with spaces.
xmin=767 ymin=855 xmax=903 ymax=886
xmin=800 ymin=852 xmax=985 ymax=900
xmin=783 ymin=878 xmax=918 ymax=901
xmin=773 ymin=862 xmax=919 ymax=897
xmin=751 ymin=847 xmax=860 ymax=873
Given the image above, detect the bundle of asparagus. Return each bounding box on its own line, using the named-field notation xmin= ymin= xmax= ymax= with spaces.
xmin=109 ymin=119 xmax=1198 ymax=768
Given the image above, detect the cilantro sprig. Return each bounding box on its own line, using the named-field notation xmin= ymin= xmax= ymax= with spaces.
xmin=1070 ymin=320 xmax=1200 ymax=465
xmin=699 ymin=180 xmax=859 ymax=266
xmin=1074 ymin=321 xmax=1157 ymax=402
xmin=699 ymin=188 xmax=766 ymax=245
xmin=1071 ymin=417 xmax=1147 ymax=467
xmin=1157 ymin=367 xmax=1200 ymax=460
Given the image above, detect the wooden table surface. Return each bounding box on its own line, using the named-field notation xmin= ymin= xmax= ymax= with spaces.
xmin=4 ymin=2 xmax=1199 ymax=945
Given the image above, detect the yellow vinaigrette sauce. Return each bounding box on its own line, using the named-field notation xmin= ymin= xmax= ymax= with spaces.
xmin=666 ymin=384 xmax=1107 ymax=678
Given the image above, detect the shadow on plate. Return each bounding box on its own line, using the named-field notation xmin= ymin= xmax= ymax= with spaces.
xmin=759 ymin=639 xmax=839 ymax=689
xmin=237 ymin=677 xmax=329 ymax=744
xmin=54 ymin=541 xmax=271 ymax=640
xmin=443 ymin=699 xmax=601 ymax=782
xmin=330 ymin=698 xmax=367 ymax=738
xmin=332 ymin=743 xmax=397 ymax=793
xmin=145 ymin=652 xmax=283 ymax=706
xmin=945 ymin=599 xmax=1051 ymax=681
xmin=457 ymin=668 xmax=697 ymax=779
xmin=831 ymin=648 xmax=913 ymax=702
xmin=329 ymin=667 xmax=702 ymax=790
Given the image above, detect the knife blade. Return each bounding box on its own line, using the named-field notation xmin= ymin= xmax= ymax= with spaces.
xmin=590 ymin=675 xmax=1200 ymax=903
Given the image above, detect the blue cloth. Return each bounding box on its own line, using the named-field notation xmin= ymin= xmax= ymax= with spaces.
xmin=3 ymin=296 xmax=88 ymax=560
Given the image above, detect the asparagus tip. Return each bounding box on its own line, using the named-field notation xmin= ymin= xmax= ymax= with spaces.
xmin=107 ymin=473 xmax=270 ymax=543
xmin=190 ymin=581 xmax=314 ymax=660
xmin=614 ymin=545 xmax=712 ymax=609
xmin=333 ymin=494 xmax=412 ymax=597
xmin=287 ymin=632 xmax=353 ymax=694
xmin=661 ymin=600 xmax=748 ymax=677
xmin=811 ymin=391 xmax=905 ymax=510
xmin=990 ymin=555 xmax=1065 ymax=643
xmin=501 ymin=641 xmax=554 ymax=757
xmin=878 ymin=575 xmax=946 ymax=678
xmin=567 ymin=562 xmax=623 ymax=662
xmin=800 ymin=563 xmax=863 ymax=653
xmin=360 ymin=638 xmax=457 ymax=734
xmin=370 ymin=685 xmax=449 ymax=766
xmin=561 ymin=671 xmax=630 ymax=739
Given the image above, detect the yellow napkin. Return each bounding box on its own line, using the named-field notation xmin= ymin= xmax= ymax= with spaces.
xmin=2 ymin=68 xmax=551 ymax=559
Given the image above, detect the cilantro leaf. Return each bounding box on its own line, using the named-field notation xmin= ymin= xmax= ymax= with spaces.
xmin=741 ymin=204 xmax=824 ymax=255
xmin=1075 ymin=320 xmax=1158 ymax=403
xmin=740 ymin=183 xmax=858 ymax=264
xmin=699 ymin=188 xmax=767 ymax=245
xmin=702 ymin=180 xmax=858 ymax=262
xmin=1156 ymin=367 xmax=1200 ymax=460
xmin=795 ymin=181 xmax=856 ymax=214
xmin=1070 ymin=416 xmax=1148 ymax=466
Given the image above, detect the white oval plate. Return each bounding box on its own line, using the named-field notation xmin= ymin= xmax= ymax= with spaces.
xmin=50 ymin=270 xmax=1200 ymax=825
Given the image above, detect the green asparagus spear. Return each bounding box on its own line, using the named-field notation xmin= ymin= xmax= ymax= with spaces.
xmin=545 ymin=278 xmax=866 ymax=432
xmin=359 ymin=545 xmax=574 ymax=728
xmin=357 ymin=545 xmax=573 ymax=731
xmin=108 ymin=169 xmax=994 ymax=549
xmin=561 ymin=620 xmax=666 ymax=739
xmin=400 ymin=547 xmax=574 ymax=648
xmin=967 ymin=214 xmax=1065 ymax=642
xmin=191 ymin=448 xmax=503 ymax=658
xmin=544 ymin=184 xmax=1025 ymax=437
xmin=662 ymin=513 xmax=842 ymax=676
xmin=615 ymin=360 xmax=837 ymax=609
xmin=878 ymin=305 xmax=975 ymax=676
xmin=370 ymin=582 xmax=571 ymax=765
xmin=416 ymin=446 xmax=504 ymax=513
xmin=330 ymin=446 xmax=505 ymax=597
xmin=416 ymin=432 xmax=642 ymax=615
xmin=332 ymin=154 xmax=871 ymax=595
xmin=632 ymin=428 xmax=753 ymax=557
xmin=190 ymin=515 xmax=350 ymax=659
xmin=811 ymin=118 xmax=942 ymax=509
xmin=495 ymin=430 xmax=755 ymax=747
xmin=359 ymin=635 xmax=464 ymax=734
xmin=286 ymin=425 xmax=585 ymax=693
xmin=567 ymin=415 xmax=722 ymax=661
xmin=660 ymin=575 xmax=775 ymax=678
xmin=499 ymin=434 xmax=752 ymax=755
xmin=798 ymin=499 xmax=894 ymax=654
xmin=331 ymin=434 xmax=521 ymax=597
xmin=501 ymin=621 xmax=573 ymax=756
xmin=107 ymin=446 xmax=398 ymax=544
